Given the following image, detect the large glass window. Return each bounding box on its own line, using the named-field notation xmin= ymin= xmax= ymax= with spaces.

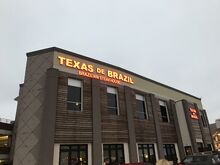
xmin=67 ymin=79 xmax=82 ymax=111
xmin=184 ymin=146 xmax=193 ymax=155
xmin=0 ymin=135 xmax=9 ymax=147
xmin=197 ymin=142 xmax=203 ymax=152
xmin=163 ymin=144 xmax=177 ymax=163
xmin=207 ymin=144 xmax=212 ymax=151
xmin=136 ymin=94 xmax=147 ymax=119
xmin=0 ymin=159 xmax=9 ymax=165
xmin=159 ymin=100 xmax=169 ymax=122
xmin=107 ymin=86 xmax=118 ymax=115
xmin=0 ymin=135 xmax=10 ymax=156
xmin=138 ymin=144 xmax=156 ymax=164
xmin=59 ymin=144 xmax=88 ymax=165
xmin=103 ymin=144 xmax=125 ymax=165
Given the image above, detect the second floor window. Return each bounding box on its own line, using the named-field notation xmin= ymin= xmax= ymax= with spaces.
xmin=159 ymin=100 xmax=169 ymax=122
xmin=107 ymin=86 xmax=118 ymax=115
xmin=200 ymin=111 xmax=208 ymax=128
xmin=136 ymin=94 xmax=147 ymax=119
xmin=67 ymin=79 xmax=82 ymax=111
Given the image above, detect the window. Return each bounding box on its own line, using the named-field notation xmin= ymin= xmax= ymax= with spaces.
xmin=138 ymin=144 xmax=156 ymax=164
xmin=107 ymin=86 xmax=118 ymax=115
xmin=136 ymin=94 xmax=147 ymax=119
xmin=163 ymin=144 xmax=177 ymax=162
xmin=0 ymin=160 xmax=9 ymax=164
xmin=200 ymin=111 xmax=208 ymax=128
xmin=184 ymin=146 xmax=193 ymax=155
xmin=201 ymin=114 xmax=208 ymax=127
xmin=197 ymin=142 xmax=203 ymax=152
xmin=207 ymin=144 xmax=212 ymax=151
xmin=67 ymin=79 xmax=82 ymax=111
xmin=159 ymin=100 xmax=169 ymax=122
xmin=0 ymin=135 xmax=9 ymax=147
xmin=103 ymin=144 xmax=125 ymax=165
xmin=59 ymin=144 xmax=88 ymax=165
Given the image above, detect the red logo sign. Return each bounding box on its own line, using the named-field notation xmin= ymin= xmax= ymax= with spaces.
xmin=189 ymin=108 xmax=199 ymax=120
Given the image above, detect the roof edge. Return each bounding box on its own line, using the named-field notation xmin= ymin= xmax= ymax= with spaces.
xmin=27 ymin=47 xmax=57 ymax=57
xmin=26 ymin=47 xmax=201 ymax=100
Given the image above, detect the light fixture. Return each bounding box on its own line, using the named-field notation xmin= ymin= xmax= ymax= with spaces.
xmin=144 ymin=154 xmax=148 ymax=158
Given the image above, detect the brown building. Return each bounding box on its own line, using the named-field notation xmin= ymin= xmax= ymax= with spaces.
xmin=0 ymin=118 xmax=13 ymax=165
xmin=12 ymin=47 xmax=213 ymax=165
xmin=210 ymin=119 xmax=220 ymax=151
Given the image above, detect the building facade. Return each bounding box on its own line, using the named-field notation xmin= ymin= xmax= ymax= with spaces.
xmin=13 ymin=47 xmax=212 ymax=165
xmin=0 ymin=118 xmax=13 ymax=165
xmin=210 ymin=119 xmax=220 ymax=151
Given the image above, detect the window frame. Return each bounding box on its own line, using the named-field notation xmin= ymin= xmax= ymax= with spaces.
xmin=163 ymin=144 xmax=177 ymax=162
xmin=197 ymin=142 xmax=204 ymax=152
xmin=138 ymin=144 xmax=156 ymax=164
xmin=59 ymin=144 xmax=88 ymax=165
xmin=207 ymin=144 xmax=212 ymax=151
xmin=184 ymin=146 xmax=193 ymax=155
xmin=107 ymin=86 xmax=119 ymax=115
xmin=0 ymin=135 xmax=9 ymax=148
xmin=159 ymin=100 xmax=170 ymax=122
xmin=67 ymin=78 xmax=83 ymax=112
xmin=200 ymin=111 xmax=208 ymax=128
xmin=103 ymin=144 xmax=125 ymax=165
xmin=135 ymin=94 xmax=148 ymax=119
xmin=200 ymin=114 xmax=207 ymax=128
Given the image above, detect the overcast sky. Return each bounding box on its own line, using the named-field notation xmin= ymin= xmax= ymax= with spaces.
xmin=0 ymin=0 xmax=220 ymax=123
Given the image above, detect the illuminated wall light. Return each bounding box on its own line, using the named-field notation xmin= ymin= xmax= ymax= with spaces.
xmin=144 ymin=154 xmax=148 ymax=158
xmin=0 ymin=136 xmax=8 ymax=140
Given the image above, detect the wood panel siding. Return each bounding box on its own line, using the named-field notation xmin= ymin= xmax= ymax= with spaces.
xmin=202 ymin=128 xmax=212 ymax=142
xmin=187 ymin=103 xmax=203 ymax=141
xmin=160 ymin=100 xmax=178 ymax=143
xmin=100 ymin=83 xmax=129 ymax=142
xmin=55 ymin=72 xmax=93 ymax=143
xmin=199 ymin=110 xmax=212 ymax=143
xmin=54 ymin=71 xmax=202 ymax=149
xmin=133 ymin=93 xmax=157 ymax=143
xmin=191 ymin=119 xmax=203 ymax=140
